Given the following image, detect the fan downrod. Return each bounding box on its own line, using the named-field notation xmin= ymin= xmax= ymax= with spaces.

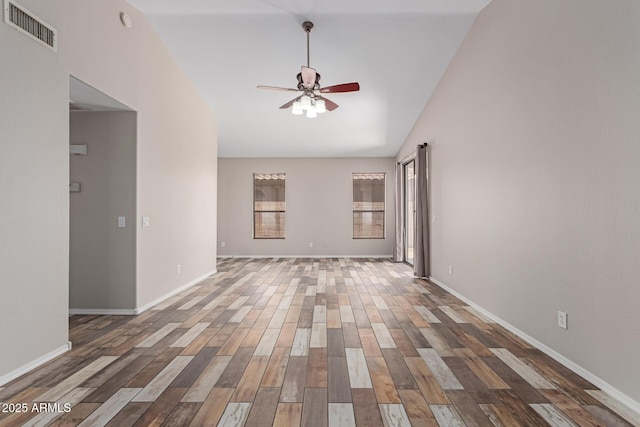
xmin=302 ymin=21 xmax=314 ymax=67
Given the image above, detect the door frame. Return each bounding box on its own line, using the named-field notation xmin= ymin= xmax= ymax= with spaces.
xmin=402 ymin=159 xmax=416 ymax=265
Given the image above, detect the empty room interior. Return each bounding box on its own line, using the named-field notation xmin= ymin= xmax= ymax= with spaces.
xmin=1 ymin=0 xmax=639 ymax=426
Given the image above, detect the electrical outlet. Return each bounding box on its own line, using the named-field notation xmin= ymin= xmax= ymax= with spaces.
xmin=221 ymin=241 xmax=226 ymax=248
xmin=557 ymin=311 xmax=568 ymax=330
xmin=432 ymin=214 xmax=436 ymax=223
xmin=448 ymin=265 xmax=453 ymax=275
xmin=177 ymin=264 xmax=181 ymax=274
xmin=309 ymin=242 xmax=314 ymax=248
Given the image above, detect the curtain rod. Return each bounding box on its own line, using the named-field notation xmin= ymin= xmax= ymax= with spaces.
xmin=397 ymin=142 xmax=428 ymax=164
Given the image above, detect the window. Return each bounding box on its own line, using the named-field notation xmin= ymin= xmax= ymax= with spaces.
xmin=254 ymin=173 xmax=286 ymax=239
xmin=353 ymin=173 xmax=385 ymax=239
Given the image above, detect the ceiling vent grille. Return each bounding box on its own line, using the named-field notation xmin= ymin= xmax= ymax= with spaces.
xmin=3 ymin=0 xmax=57 ymax=51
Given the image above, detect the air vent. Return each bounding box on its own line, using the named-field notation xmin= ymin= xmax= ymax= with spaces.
xmin=3 ymin=0 xmax=57 ymax=51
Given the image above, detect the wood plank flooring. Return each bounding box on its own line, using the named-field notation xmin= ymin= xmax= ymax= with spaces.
xmin=1 ymin=258 xmax=639 ymax=426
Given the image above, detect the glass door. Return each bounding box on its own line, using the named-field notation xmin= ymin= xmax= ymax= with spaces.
xmin=404 ymin=160 xmax=416 ymax=265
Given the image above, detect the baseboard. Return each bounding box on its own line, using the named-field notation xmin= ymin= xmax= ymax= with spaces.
xmin=68 ymin=270 xmax=219 ymax=316
xmin=217 ymin=255 xmax=394 ymax=259
xmin=134 ymin=269 xmax=218 ymax=314
xmin=428 ymin=276 xmax=640 ymax=418
xmin=69 ymin=308 xmax=137 ymax=316
xmin=0 ymin=341 xmax=72 ymax=387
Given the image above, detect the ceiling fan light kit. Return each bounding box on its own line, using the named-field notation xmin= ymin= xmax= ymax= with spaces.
xmin=258 ymin=21 xmax=360 ymax=118
xmin=292 ymin=94 xmax=326 ymax=118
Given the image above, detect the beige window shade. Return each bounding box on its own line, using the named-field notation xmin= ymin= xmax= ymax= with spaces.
xmin=254 ymin=173 xmax=286 ymax=239
xmin=353 ymin=173 xmax=385 ymax=239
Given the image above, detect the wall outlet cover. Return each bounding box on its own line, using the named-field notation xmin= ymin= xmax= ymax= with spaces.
xmin=558 ymin=311 xmax=568 ymax=329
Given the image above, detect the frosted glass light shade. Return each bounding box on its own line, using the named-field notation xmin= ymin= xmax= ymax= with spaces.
xmin=306 ymin=107 xmax=317 ymax=118
xmin=300 ymin=95 xmax=311 ymax=110
xmin=315 ymin=99 xmax=326 ymax=113
xmin=292 ymin=101 xmax=303 ymax=115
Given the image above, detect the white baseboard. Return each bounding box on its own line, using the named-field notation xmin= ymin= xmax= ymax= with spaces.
xmin=0 ymin=341 xmax=72 ymax=387
xmin=2 ymin=271 xmax=218 ymax=387
xmin=68 ymin=270 xmax=219 ymax=316
xmin=428 ymin=276 xmax=640 ymax=418
xmin=134 ymin=269 xmax=218 ymax=314
xmin=217 ymin=255 xmax=393 ymax=259
xmin=69 ymin=308 xmax=137 ymax=316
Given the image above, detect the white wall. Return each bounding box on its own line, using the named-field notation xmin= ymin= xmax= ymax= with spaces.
xmin=56 ymin=0 xmax=218 ymax=309
xmin=398 ymin=0 xmax=640 ymax=404
xmin=0 ymin=2 xmax=69 ymax=383
xmin=218 ymin=157 xmax=394 ymax=257
xmin=0 ymin=0 xmax=217 ymax=383
xmin=69 ymin=111 xmax=136 ymax=311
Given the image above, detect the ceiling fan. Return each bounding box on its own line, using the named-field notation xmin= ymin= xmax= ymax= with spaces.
xmin=257 ymin=21 xmax=360 ymax=118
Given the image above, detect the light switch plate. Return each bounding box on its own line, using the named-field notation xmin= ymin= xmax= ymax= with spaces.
xmin=142 ymin=216 xmax=150 ymax=227
xmin=118 ymin=216 xmax=125 ymax=228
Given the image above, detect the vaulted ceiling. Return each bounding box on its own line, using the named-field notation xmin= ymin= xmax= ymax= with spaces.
xmin=127 ymin=0 xmax=491 ymax=157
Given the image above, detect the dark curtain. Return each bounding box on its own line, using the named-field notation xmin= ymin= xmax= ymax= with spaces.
xmin=414 ymin=144 xmax=430 ymax=277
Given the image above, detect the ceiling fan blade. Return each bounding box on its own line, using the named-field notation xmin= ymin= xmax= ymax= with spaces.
xmin=319 ymin=96 xmax=339 ymax=111
xmin=301 ymin=66 xmax=317 ymax=88
xmin=279 ymin=97 xmax=298 ymax=109
xmin=319 ymin=82 xmax=360 ymax=93
xmin=257 ymin=85 xmax=299 ymax=92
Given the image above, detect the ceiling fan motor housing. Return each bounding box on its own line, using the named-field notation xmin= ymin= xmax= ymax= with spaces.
xmin=296 ymin=72 xmax=321 ymax=90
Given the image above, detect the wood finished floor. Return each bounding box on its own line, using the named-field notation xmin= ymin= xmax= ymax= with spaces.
xmin=1 ymin=258 xmax=639 ymax=427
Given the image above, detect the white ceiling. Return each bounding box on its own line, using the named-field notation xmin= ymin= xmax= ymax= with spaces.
xmin=127 ymin=0 xmax=490 ymax=157
xmin=69 ymin=76 xmax=132 ymax=111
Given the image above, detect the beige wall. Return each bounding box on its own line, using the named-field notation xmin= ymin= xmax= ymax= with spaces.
xmin=69 ymin=112 xmax=136 ymax=311
xmin=398 ymin=0 xmax=640 ymax=404
xmin=218 ymin=158 xmax=395 ymax=257
xmin=0 ymin=0 xmax=217 ymax=382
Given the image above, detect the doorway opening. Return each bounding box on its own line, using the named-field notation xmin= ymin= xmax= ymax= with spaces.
xmin=68 ymin=76 xmax=137 ymax=314
xmin=403 ymin=160 xmax=415 ymax=265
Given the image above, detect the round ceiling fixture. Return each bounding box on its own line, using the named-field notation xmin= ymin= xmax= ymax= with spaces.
xmin=119 ymin=12 xmax=132 ymax=28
